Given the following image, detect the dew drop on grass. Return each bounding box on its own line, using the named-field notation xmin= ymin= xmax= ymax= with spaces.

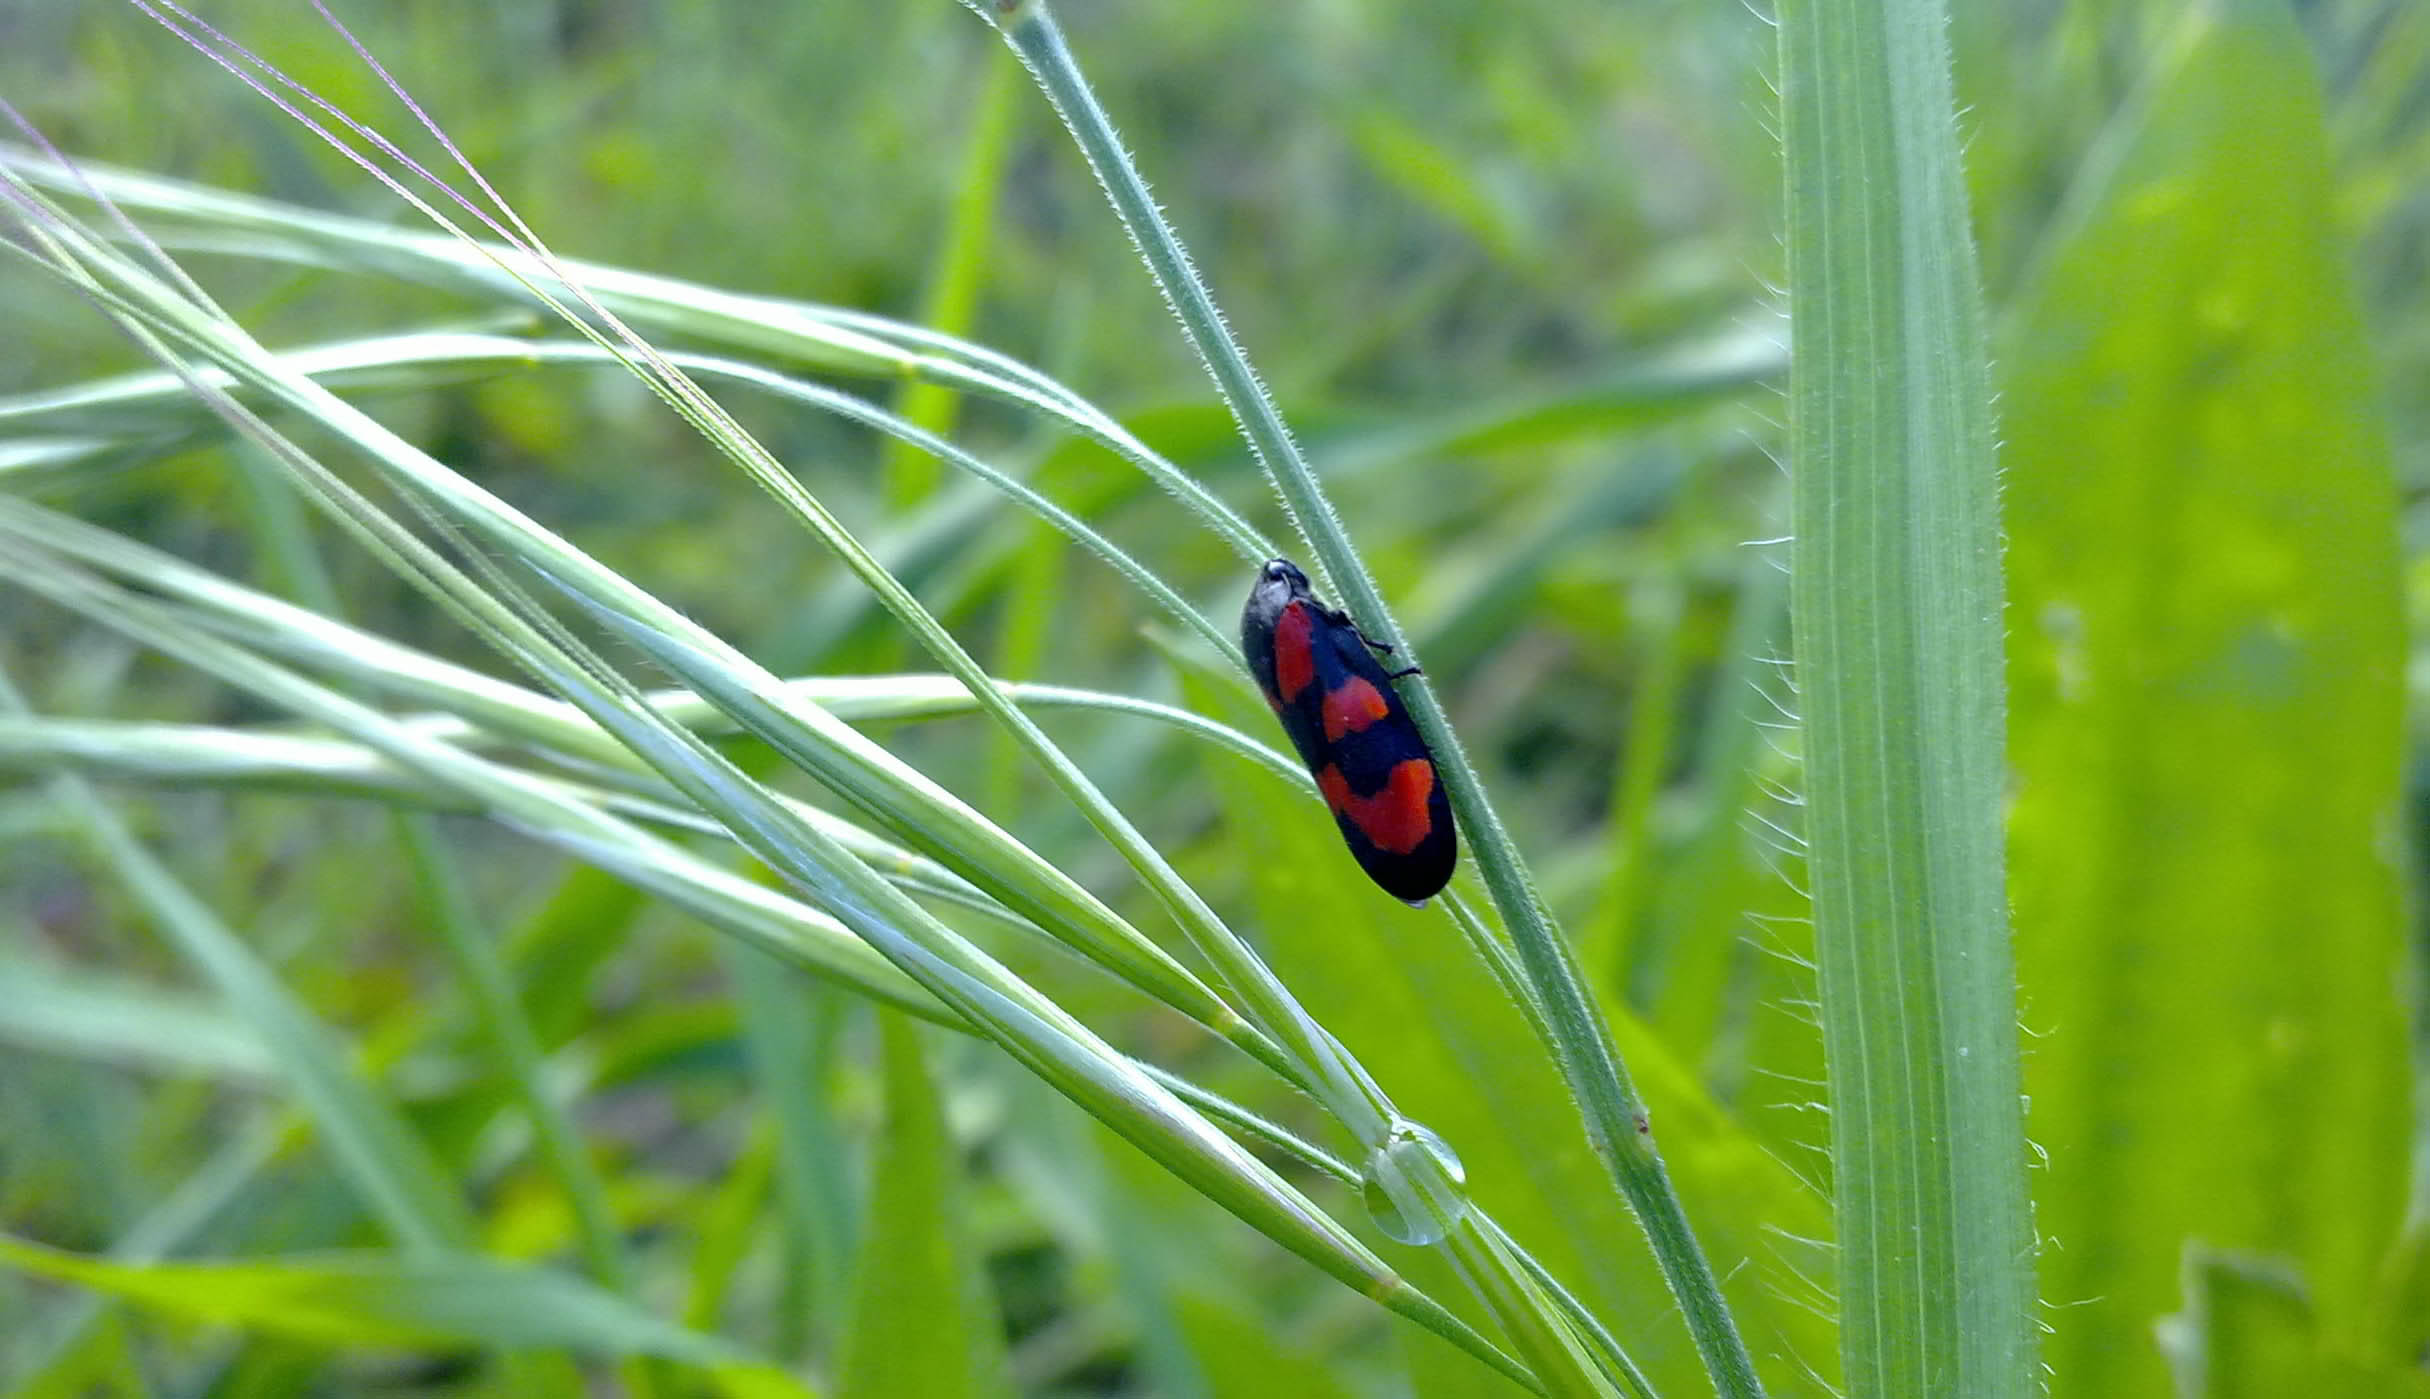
xmin=1360 ymin=1117 xmax=1470 ymax=1246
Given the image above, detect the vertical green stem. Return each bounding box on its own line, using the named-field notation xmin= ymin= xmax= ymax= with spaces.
xmin=884 ymin=43 xmax=1019 ymax=509
xmin=980 ymin=4 xmax=1761 ymax=1394
xmin=1776 ymin=0 xmax=2036 ymax=1391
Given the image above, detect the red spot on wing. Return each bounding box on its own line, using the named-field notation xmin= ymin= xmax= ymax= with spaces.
xmin=1321 ymin=675 xmax=1391 ymax=740
xmin=1316 ymin=760 xmax=1437 ymax=855
xmin=1273 ymin=602 xmax=1316 ymax=702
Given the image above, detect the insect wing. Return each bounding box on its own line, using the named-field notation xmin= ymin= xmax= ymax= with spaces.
xmin=1240 ymin=558 xmax=1457 ymax=904
xmin=1303 ymin=616 xmax=1455 ymax=902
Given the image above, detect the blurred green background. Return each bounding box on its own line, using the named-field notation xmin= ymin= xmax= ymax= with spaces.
xmin=0 ymin=0 xmax=2423 ymax=1396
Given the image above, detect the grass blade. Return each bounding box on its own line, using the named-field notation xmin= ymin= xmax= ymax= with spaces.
xmin=0 ymin=1235 xmax=808 ymax=1399
xmin=1776 ymin=0 xmax=2036 ymax=1391
xmin=0 ymin=666 xmax=479 ymax=1258
xmin=835 ymin=1015 xmax=1013 ymax=1398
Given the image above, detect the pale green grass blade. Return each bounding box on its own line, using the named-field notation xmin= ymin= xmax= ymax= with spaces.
xmin=1776 ymin=0 xmax=2034 ymax=1392
xmin=0 ymin=669 xmax=479 ymax=1259
xmin=0 ymin=329 xmax=532 ymax=433
xmin=0 ymin=714 xmax=947 ymax=913
xmin=0 ymin=547 xmax=945 ymax=1022
xmin=0 ymin=957 xmax=276 ymax=1083
xmin=835 ymin=1015 xmax=1013 ymax=1399
xmin=0 ymin=494 xmax=1264 ymax=793
xmin=0 ymin=147 xmax=1272 ymax=560
xmin=0 ymin=497 xmax=626 ymax=768
xmin=0 ymin=711 xmax=1052 ymax=948
xmin=2001 ymin=2 xmax=2412 ymax=1390
xmin=0 ymin=329 xmax=1235 ymax=659
xmin=0 ymin=1236 xmax=809 ymax=1399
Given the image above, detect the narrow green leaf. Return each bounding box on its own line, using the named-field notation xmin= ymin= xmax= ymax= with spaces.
xmin=2002 ymin=3 xmax=2412 ymax=1391
xmin=0 ymin=1236 xmax=811 ymax=1399
xmin=836 ymin=1016 xmax=1012 ymax=1399
xmin=727 ymin=946 xmax=859 ymax=1359
xmin=682 ymin=1116 xmax=780 ymax=1335
xmin=884 ymin=45 xmax=1018 ymax=507
xmin=0 ymin=148 xmax=1273 ymax=558
xmin=1777 ymin=0 xmax=2035 ymax=1392
xmin=0 ymin=548 xmax=947 ymax=1023
xmin=0 ymin=957 xmax=276 ymax=1083
xmin=0 ymin=671 xmax=478 ymax=1258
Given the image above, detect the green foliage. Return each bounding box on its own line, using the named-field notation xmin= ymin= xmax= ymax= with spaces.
xmin=0 ymin=1 xmax=2423 ymax=1398
xmin=2002 ymin=3 xmax=2413 ymax=1393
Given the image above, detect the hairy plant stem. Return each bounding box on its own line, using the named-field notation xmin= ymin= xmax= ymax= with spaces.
xmin=979 ymin=4 xmax=1764 ymax=1395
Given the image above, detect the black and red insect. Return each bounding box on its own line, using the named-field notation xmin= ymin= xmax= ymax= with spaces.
xmin=1241 ymin=558 xmax=1457 ymax=904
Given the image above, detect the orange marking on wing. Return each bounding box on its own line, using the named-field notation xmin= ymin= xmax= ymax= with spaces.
xmin=1316 ymin=760 xmax=1436 ymax=855
xmin=1321 ymin=675 xmax=1391 ymax=740
xmin=1273 ymin=602 xmax=1316 ymax=702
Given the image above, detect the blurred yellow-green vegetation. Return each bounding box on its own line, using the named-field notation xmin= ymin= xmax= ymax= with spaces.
xmin=0 ymin=1 xmax=2421 ymax=1397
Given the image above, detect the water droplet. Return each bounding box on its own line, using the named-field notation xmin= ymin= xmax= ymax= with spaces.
xmin=1359 ymin=1117 xmax=1470 ymax=1245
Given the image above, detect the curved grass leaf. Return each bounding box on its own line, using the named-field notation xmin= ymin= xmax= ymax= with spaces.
xmin=0 ymin=672 xmax=478 ymax=1259
xmin=0 ymin=956 xmax=277 ymax=1083
xmin=0 ymin=1235 xmax=809 ymax=1399
xmin=0 ymin=548 xmax=946 ymax=1022
xmin=0 ymin=147 xmax=1273 ymax=561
